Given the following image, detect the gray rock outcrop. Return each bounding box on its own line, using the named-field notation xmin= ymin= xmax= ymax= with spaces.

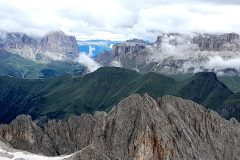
xmin=192 ymin=33 xmax=240 ymax=51
xmin=112 ymin=39 xmax=146 ymax=56
xmin=155 ymin=32 xmax=240 ymax=51
xmin=0 ymin=31 xmax=79 ymax=62
xmin=1 ymin=94 xmax=240 ymax=160
xmin=40 ymin=31 xmax=79 ymax=58
xmin=109 ymin=39 xmax=151 ymax=70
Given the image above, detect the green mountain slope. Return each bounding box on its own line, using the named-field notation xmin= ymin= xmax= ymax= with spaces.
xmin=218 ymin=76 xmax=240 ymax=92
xmin=0 ymin=67 xmax=237 ymax=123
xmin=0 ymin=49 xmax=85 ymax=78
xmin=0 ymin=67 xmax=175 ymax=123
xmin=169 ymin=73 xmax=240 ymax=93
xmin=176 ymin=72 xmax=233 ymax=110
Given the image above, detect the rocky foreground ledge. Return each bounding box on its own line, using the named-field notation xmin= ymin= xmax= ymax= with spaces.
xmin=1 ymin=94 xmax=240 ymax=160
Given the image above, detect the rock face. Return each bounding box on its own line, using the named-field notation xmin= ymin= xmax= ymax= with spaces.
xmin=109 ymin=39 xmax=151 ymax=70
xmin=112 ymin=39 xmax=146 ymax=56
xmin=41 ymin=31 xmax=79 ymax=59
xmin=192 ymin=33 xmax=240 ymax=51
xmin=1 ymin=94 xmax=240 ymax=160
xmin=0 ymin=32 xmax=40 ymax=60
xmin=107 ymin=33 xmax=240 ymax=75
xmin=0 ymin=31 xmax=79 ymax=62
xmin=155 ymin=33 xmax=240 ymax=51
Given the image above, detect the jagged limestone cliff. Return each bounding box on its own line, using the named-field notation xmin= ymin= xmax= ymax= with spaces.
xmin=0 ymin=31 xmax=79 ymax=62
xmin=1 ymin=94 xmax=240 ymax=160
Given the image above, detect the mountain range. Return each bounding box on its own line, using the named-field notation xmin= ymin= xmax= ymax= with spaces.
xmin=100 ymin=33 xmax=240 ymax=75
xmin=0 ymin=67 xmax=239 ymax=124
xmin=0 ymin=31 xmax=88 ymax=78
xmin=2 ymin=31 xmax=240 ymax=78
xmin=1 ymin=30 xmax=240 ymax=159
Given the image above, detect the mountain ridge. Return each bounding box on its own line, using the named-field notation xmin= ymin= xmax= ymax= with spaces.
xmin=3 ymin=31 xmax=240 ymax=77
xmin=1 ymin=94 xmax=240 ymax=159
xmin=0 ymin=67 xmax=238 ymax=124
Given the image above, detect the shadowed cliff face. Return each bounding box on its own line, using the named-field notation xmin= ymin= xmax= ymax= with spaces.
xmin=1 ymin=94 xmax=240 ymax=160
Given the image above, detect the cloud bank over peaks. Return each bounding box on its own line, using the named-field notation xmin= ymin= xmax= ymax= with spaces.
xmin=1 ymin=0 xmax=240 ymax=40
xmin=146 ymin=33 xmax=240 ymax=75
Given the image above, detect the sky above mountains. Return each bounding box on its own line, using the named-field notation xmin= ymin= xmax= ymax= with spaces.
xmin=0 ymin=0 xmax=240 ymax=40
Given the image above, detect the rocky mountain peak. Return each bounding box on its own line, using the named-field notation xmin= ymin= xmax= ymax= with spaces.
xmin=0 ymin=30 xmax=80 ymax=62
xmin=41 ymin=31 xmax=79 ymax=59
xmin=192 ymin=32 xmax=240 ymax=51
xmin=155 ymin=32 xmax=240 ymax=48
xmin=1 ymin=94 xmax=240 ymax=159
xmin=2 ymin=32 xmax=39 ymax=47
xmin=112 ymin=41 xmax=146 ymax=56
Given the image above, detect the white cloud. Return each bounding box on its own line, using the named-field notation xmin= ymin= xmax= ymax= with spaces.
xmin=88 ymin=45 xmax=96 ymax=57
xmin=205 ymin=56 xmax=240 ymax=71
xmin=77 ymin=53 xmax=101 ymax=72
xmin=0 ymin=0 xmax=240 ymax=40
xmin=110 ymin=60 xmax=122 ymax=67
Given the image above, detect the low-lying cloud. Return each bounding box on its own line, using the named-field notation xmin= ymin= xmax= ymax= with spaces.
xmin=77 ymin=53 xmax=101 ymax=72
xmin=205 ymin=56 xmax=240 ymax=71
xmin=110 ymin=60 xmax=122 ymax=67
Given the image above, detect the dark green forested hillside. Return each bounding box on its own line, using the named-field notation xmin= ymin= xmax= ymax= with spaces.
xmin=0 ymin=66 xmax=239 ymax=123
xmin=176 ymin=72 xmax=233 ymax=110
